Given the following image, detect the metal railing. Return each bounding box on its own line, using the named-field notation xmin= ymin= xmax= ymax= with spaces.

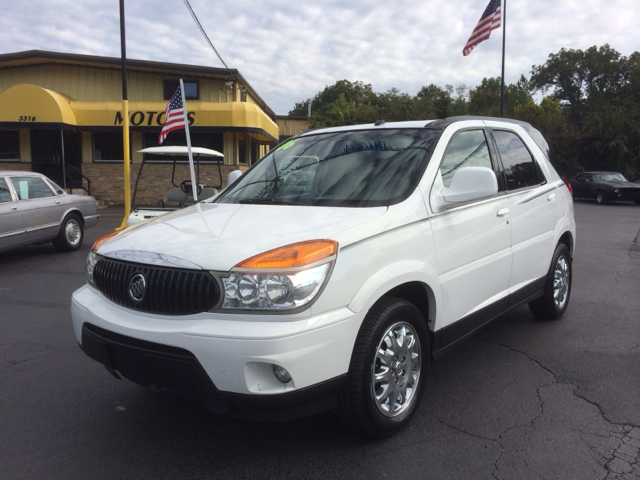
xmin=30 ymin=160 xmax=92 ymax=196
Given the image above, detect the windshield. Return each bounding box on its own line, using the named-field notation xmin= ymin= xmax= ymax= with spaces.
xmin=595 ymin=172 xmax=627 ymax=182
xmin=216 ymin=129 xmax=439 ymax=207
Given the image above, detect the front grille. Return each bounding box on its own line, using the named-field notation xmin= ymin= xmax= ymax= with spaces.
xmin=93 ymin=258 xmax=219 ymax=315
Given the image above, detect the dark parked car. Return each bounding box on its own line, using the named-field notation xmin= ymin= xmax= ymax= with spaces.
xmin=0 ymin=171 xmax=99 ymax=253
xmin=570 ymin=171 xmax=640 ymax=205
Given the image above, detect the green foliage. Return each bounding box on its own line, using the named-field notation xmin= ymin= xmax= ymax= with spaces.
xmin=287 ymin=45 xmax=640 ymax=178
xmin=532 ymin=44 xmax=640 ymax=177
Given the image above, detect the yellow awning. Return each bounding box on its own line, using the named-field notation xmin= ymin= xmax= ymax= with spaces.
xmin=0 ymin=84 xmax=279 ymax=142
xmin=0 ymin=84 xmax=76 ymax=124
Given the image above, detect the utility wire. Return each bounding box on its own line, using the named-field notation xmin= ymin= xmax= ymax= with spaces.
xmin=182 ymin=0 xmax=229 ymax=69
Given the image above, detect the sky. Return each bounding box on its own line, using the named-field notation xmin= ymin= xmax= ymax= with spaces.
xmin=1 ymin=0 xmax=639 ymax=115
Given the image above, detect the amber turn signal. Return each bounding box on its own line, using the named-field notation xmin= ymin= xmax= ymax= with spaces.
xmin=92 ymin=230 xmax=120 ymax=252
xmin=237 ymin=240 xmax=338 ymax=269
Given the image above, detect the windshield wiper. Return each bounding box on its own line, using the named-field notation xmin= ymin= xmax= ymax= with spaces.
xmin=238 ymin=198 xmax=294 ymax=205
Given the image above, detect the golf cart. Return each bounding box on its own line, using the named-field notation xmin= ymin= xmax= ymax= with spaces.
xmin=127 ymin=146 xmax=224 ymax=226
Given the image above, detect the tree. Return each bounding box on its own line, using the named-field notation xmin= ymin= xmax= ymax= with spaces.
xmin=531 ymin=44 xmax=629 ymax=120
xmin=531 ymin=45 xmax=640 ymax=177
xmin=514 ymin=97 xmax=580 ymax=175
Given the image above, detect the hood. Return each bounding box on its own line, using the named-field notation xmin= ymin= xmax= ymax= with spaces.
xmin=98 ymin=190 xmax=428 ymax=271
xmin=605 ymin=180 xmax=640 ymax=188
xmin=99 ymin=202 xmax=387 ymax=271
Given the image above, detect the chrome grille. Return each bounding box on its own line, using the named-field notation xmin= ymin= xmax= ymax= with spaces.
xmin=93 ymin=258 xmax=219 ymax=315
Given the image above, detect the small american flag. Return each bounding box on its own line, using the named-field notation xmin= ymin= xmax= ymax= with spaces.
xmin=463 ymin=0 xmax=501 ymax=56
xmin=158 ymin=87 xmax=186 ymax=144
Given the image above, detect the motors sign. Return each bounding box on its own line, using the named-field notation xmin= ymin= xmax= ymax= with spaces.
xmin=114 ymin=110 xmax=195 ymax=126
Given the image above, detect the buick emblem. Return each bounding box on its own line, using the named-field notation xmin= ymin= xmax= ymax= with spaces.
xmin=128 ymin=273 xmax=146 ymax=303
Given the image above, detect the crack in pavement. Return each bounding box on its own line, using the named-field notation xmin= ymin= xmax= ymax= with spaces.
xmin=480 ymin=339 xmax=640 ymax=479
xmin=1 ymin=344 xmax=76 ymax=370
xmin=629 ymin=226 xmax=640 ymax=256
xmin=432 ymin=415 xmax=506 ymax=478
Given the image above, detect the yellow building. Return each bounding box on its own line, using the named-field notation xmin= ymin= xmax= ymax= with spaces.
xmin=0 ymin=50 xmax=288 ymax=205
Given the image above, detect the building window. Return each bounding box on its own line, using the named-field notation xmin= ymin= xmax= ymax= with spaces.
xmin=163 ymin=80 xmax=199 ymax=100
xmin=238 ymin=135 xmax=248 ymax=165
xmin=0 ymin=129 xmax=20 ymax=161
xmin=240 ymin=90 xmax=247 ymax=102
xmin=93 ymin=132 xmax=124 ymax=162
xmin=143 ymin=131 xmax=223 ymax=162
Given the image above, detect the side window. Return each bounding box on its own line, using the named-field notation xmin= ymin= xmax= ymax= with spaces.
xmin=440 ymin=130 xmax=493 ymax=188
xmin=9 ymin=176 xmax=55 ymax=200
xmin=0 ymin=178 xmax=13 ymax=203
xmin=493 ymin=130 xmax=540 ymax=190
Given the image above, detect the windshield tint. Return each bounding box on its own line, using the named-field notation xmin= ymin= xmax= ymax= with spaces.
xmin=216 ymin=129 xmax=439 ymax=207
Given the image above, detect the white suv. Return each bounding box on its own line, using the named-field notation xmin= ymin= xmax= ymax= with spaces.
xmin=71 ymin=117 xmax=575 ymax=437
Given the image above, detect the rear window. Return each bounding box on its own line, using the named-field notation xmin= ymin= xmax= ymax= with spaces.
xmin=493 ymin=130 xmax=542 ymax=190
xmin=9 ymin=176 xmax=55 ymax=200
xmin=217 ymin=129 xmax=439 ymax=208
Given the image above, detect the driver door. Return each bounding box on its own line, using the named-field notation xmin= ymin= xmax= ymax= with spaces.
xmin=428 ymin=128 xmax=512 ymax=347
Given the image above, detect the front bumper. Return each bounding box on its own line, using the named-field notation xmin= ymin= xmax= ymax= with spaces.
xmin=71 ymin=285 xmax=363 ymax=414
xmin=612 ymin=189 xmax=640 ymax=202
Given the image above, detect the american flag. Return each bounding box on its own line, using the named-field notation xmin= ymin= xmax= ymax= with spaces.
xmin=158 ymin=87 xmax=186 ymax=144
xmin=463 ymin=0 xmax=501 ymax=56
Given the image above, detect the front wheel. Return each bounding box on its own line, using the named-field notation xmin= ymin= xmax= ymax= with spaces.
xmin=596 ymin=189 xmax=607 ymax=204
xmin=53 ymin=213 xmax=84 ymax=252
xmin=338 ymin=297 xmax=429 ymax=438
xmin=529 ymin=243 xmax=572 ymax=320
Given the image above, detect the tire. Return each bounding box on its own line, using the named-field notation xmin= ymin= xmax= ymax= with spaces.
xmin=338 ymin=297 xmax=429 ymax=438
xmin=53 ymin=213 xmax=84 ymax=252
xmin=596 ymin=190 xmax=607 ymax=204
xmin=529 ymin=243 xmax=572 ymax=320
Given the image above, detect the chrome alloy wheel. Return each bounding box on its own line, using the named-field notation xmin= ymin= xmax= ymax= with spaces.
xmin=553 ymin=255 xmax=570 ymax=309
xmin=371 ymin=321 xmax=421 ymax=417
xmin=65 ymin=218 xmax=82 ymax=246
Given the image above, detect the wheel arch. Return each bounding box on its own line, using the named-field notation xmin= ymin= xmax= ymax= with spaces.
xmin=558 ymin=230 xmax=574 ymax=257
xmin=384 ymin=282 xmax=435 ymax=333
xmin=61 ymin=208 xmax=85 ymax=226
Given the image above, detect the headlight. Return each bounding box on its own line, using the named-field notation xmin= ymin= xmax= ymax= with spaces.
xmin=614 ymin=188 xmax=620 ymax=194
xmin=86 ymin=250 xmax=100 ymax=287
xmin=221 ymin=240 xmax=337 ymax=311
xmin=86 ymin=231 xmax=118 ymax=287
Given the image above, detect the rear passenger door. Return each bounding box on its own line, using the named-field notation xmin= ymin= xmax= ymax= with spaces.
xmin=488 ymin=126 xmax=562 ymax=306
xmin=8 ymin=176 xmax=65 ymax=243
xmin=0 ymin=176 xmax=24 ymax=250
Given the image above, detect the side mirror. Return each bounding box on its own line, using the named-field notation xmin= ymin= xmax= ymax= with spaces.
xmin=431 ymin=167 xmax=498 ymax=212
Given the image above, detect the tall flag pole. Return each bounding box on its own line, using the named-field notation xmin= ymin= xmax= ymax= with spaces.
xmin=118 ymin=0 xmax=132 ymax=229
xmin=499 ymin=0 xmax=507 ymax=117
xmin=158 ymin=81 xmax=198 ymax=202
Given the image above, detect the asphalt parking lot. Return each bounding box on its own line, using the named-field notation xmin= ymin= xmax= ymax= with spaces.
xmin=1 ymin=201 xmax=639 ymax=479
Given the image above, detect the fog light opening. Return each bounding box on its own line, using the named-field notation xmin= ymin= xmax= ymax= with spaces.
xmin=273 ymin=364 xmax=292 ymax=383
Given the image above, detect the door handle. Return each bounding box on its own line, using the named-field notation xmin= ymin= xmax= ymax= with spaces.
xmin=55 ymin=200 xmax=61 ymax=204
xmin=496 ymin=208 xmax=510 ymax=217
xmin=11 ymin=206 xmax=18 ymax=211
xmin=547 ymin=193 xmax=556 ymax=201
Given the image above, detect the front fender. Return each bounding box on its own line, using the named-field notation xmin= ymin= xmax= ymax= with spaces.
xmin=348 ymin=260 xmax=441 ymax=320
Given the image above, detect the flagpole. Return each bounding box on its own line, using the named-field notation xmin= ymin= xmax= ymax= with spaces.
xmin=179 ymin=79 xmax=198 ymax=202
xmin=118 ymin=0 xmax=131 ymax=229
xmin=499 ymin=0 xmax=506 ymax=117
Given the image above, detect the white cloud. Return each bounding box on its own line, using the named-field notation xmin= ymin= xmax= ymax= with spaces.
xmin=1 ymin=0 xmax=639 ymax=114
